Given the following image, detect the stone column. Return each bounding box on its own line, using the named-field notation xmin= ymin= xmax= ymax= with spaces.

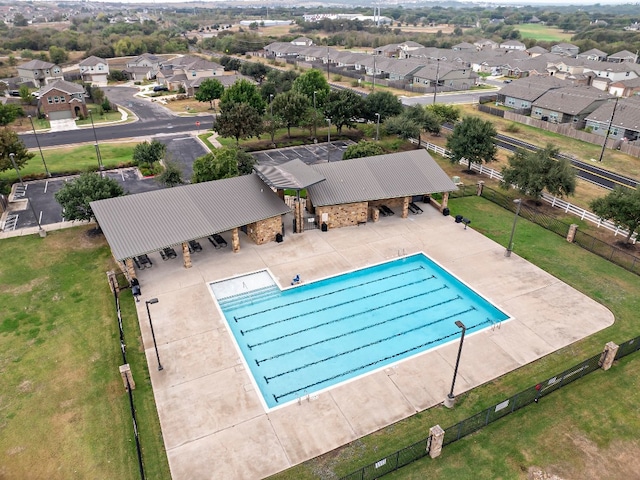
xmin=401 ymin=197 xmax=409 ymax=219
xmin=119 ymin=364 xmax=135 ymax=391
xmin=476 ymin=181 xmax=485 ymax=196
xmin=106 ymin=270 xmax=119 ymax=294
xmin=232 ymin=227 xmax=240 ymax=253
xmin=182 ymin=242 xmax=192 ymax=269
xmin=599 ymin=341 xmax=619 ymax=371
xmin=441 ymin=192 xmax=449 ymax=210
xmin=294 ymin=200 xmax=303 ymax=233
xmin=370 ymin=207 xmax=380 ymax=222
xmin=567 ymin=224 xmax=578 ymax=243
xmin=125 ymin=258 xmax=136 ymax=280
xmin=428 ymin=425 xmax=445 ymax=458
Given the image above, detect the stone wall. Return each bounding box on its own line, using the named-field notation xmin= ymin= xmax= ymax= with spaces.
xmin=246 ymin=215 xmax=282 ymax=245
xmin=316 ymin=202 xmax=368 ymax=229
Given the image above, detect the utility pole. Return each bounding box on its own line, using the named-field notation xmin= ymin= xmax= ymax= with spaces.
xmin=598 ymin=96 xmax=620 ymax=163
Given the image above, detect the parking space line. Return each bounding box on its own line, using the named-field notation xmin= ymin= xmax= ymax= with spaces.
xmin=44 ymin=181 xmax=48 ymax=194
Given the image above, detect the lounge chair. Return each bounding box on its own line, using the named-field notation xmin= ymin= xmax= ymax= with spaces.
xmin=137 ymin=254 xmax=152 ymax=268
xmin=212 ymin=234 xmax=228 ymax=247
xmin=381 ymin=205 xmax=395 ymax=216
xmin=208 ymin=235 xmax=222 ymax=249
xmin=377 ymin=206 xmax=388 ymax=217
xmin=409 ymin=202 xmax=423 ymax=214
xmin=160 ymin=247 xmax=177 ymax=260
xmin=189 ymin=240 xmax=202 ymax=253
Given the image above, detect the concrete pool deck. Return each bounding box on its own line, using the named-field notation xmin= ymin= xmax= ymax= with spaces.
xmin=133 ymin=203 xmax=614 ymax=480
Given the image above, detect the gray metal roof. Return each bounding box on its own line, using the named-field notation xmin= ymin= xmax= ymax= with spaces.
xmin=307 ymin=150 xmax=458 ymax=207
xmin=253 ymin=159 xmax=326 ymax=190
xmin=90 ymin=174 xmax=291 ymax=261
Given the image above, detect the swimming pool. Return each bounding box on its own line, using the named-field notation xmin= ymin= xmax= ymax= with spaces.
xmin=210 ymin=253 xmax=510 ymax=409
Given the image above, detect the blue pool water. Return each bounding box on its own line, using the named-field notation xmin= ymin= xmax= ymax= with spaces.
xmin=211 ymin=253 xmax=509 ymax=409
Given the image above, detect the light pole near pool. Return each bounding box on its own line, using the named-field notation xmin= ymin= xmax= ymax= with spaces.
xmin=505 ymin=199 xmax=522 ymax=257
xmin=145 ymin=298 xmax=163 ymax=371
xmin=444 ymin=320 xmax=466 ymax=408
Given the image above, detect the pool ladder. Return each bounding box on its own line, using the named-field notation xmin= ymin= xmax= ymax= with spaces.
xmin=489 ymin=318 xmax=501 ymax=332
xmin=297 ymin=390 xmax=310 ymax=405
xmin=397 ymin=248 xmax=406 ymax=257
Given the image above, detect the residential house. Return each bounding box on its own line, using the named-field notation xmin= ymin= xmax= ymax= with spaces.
xmin=452 ymin=42 xmax=476 ymax=52
xmin=585 ymin=96 xmax=640 ymax=142
xmin=585 ymin=61 xmax=638 ymax=91
xmin=412 ymin=62 xmax=478 ymax=91
xmin=156 ymin=55 xmax=225 ymax=92
xmin=124 ymin=53 xmax=163 ymax=81
xmin=608 ymin=50 xmax=638 ymax=63
xmin=499 ymin=40 xmax=526 ymax=51
xmin=550 ymin=43 xmax=580 ymax=57
xmin=531 ymin=85 xmax=613 ymax=127
xmin=609 ymin=77 xmax=640 ymax=97
xmin=37 ymin=79 xmax=87 ymax=121
xmin=373 ymin=44 xmax=401 ymax=58
xmin=291 ymin=37 xmax=313 ymax=47
xmin=498 ymin=76 xmax=568 ymax=110
xmin=577 ymin=48 xmax=608 ymax=62
xmin=17 ymin=59 xmax=63 ymax=87
xmin=78 ymin=56 xmax=109 ymax=85
xmin=526 ymin=46 xmax=549 ymax=57
xmin=474 ymin=39 xmax=498 ymax=51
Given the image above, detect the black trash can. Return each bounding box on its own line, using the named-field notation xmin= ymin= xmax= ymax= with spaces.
xmin=321 ymin=222 xmax=328 ymax=232
xmin=275 ymin=233 xmax=283 ymax=243
xmin=442 ymin=207 xmax=450 ymax=216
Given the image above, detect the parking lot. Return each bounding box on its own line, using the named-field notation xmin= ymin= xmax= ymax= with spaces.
xmin=251 ymin=140 xmax=354 ymax=165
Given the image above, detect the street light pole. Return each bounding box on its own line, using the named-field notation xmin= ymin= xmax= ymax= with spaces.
xmin=444 ymin=320 xmax=466 ymax=408
xmin=313 ymin=90 xmax=317 ymax=140
xmin=505 ymin=199 xmax=522 ymax=257
xmin=9 ymin=153 xmax=45 ymax=236
xmin=375 ymin=112 xmax=380 ymax=141
xmin=145 ymin=298 xmax=163 ymax=371
xmin=88 ymin=109 xmax=104 ymax=176
xmin=326 ymin=118 xmax=331 ymax=162
xmin=28 ymin=115 xmax=50 ymax=177
xmin=433 ymin=59 xmax=440 ymax=105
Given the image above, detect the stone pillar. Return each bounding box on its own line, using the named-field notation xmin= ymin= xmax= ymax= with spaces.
xmin=370 ymin=207 xmax=380 ymax=222
xmin=567 ymin=224 xmax=578 ymax=243
xmin=599 ymin=341 xmax=619 ymax=371
xmin=231 ymin=227 xmax=240 ymax=253
xmin=294 ymin=200 xmax=303 ymax=233
xmin=401 ymin=197 xmax=409 ymax=219
xmin=119 ymin=364 xmax=135 ymax=391
xmin=428 ymin=425 xmax=445 ymax=458
xmin=182 ymin=242 xmax=192 ymax=269
xmin=106 ymin=270 xmax=119 ymax=294
xmin=476 ymin=181 xmax=485 ymax=196
xmin=125 ymin=258 xmax=136 ymax=280
xmin=441 ymin=192 xmax=449 ymax=210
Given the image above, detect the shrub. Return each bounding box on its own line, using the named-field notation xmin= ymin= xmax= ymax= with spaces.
xmin=505 ymin=122 xmax=520 ymax=133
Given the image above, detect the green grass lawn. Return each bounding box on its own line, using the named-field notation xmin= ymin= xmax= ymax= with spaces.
xmin=269 ymin=196 xmax=640 ymax=480
xmin=517 ymin=23 xmax=575 ymax=42
xmin=0 ymin=226 xmax=170 ymax=479
xmin=2 ymin=143 xmax=137 ymax=182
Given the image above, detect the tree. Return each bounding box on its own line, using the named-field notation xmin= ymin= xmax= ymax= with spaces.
xmin=0 ymin=104 xmax=24 ymax=126
xmin=501 ymin=144 xmax=576 ymax=200
xmin=590 ymin=186 xmax=640 ymax=244
xmin=427 ymin=104 xmax=460 ymax=125
xmin=234 ymin=148 xmax=255 ymax=175
xmin=19 ymin=85 xmax=31 ymax=104
xmin=219 ymin=79 xmax=265 ymax=114
xmin=446 ymin=116 xmax=497 ymax=171
xmin=292 ymin=69 xmax=330 ymax=107
xmin=272 ymin=91 xmax=310 ymax=137
xmin=133 ymin=140 xmax=166 ymax=167
xmin=54 ymin=173 xmax=124 ymax=222
xmin=0 ymin=130 xmax=34 ymax=173
xmin=195 ymin=78 xmax=224 ymax=110
xmin=343 ymin=141 xmax=384 ymax=160
xmin=384 ymin=115 xmax=420 ymax=142
xmin=363 ymin=91 xmax=403 ymax=122
xmin=49 ymin=45 xmax=68 ymax=65
xmin=240 ymin=62 xmax=268 ymax=84
xmin=324 ymin=90 xmax=364 ymax=134
xmin=156 ymin=160 xmax=184 ymax=187
xmin=90 ymin=86 xmax=105 ymax=105
xmin=192 ymin=148 xmax=239 ymax=183
xmin=214 ymin=102 xmax=263 ymax=144
xmin=421 ymin=109 xmax=443 ymax=136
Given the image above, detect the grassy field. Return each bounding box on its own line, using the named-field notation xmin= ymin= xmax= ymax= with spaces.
xmin=0 ymin=226 xmax=170 ymax=480
xmin=269 ymin=195 xmax=640 ymax=480
xmin=1 ymin=143 xmax=137 ymax=182
xmin=516 ymin=23 xmax=575 ymax=42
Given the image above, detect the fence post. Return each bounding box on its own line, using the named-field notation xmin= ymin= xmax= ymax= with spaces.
xmin=599 ymin=342 xmax=619 ymax=371
xmin=428 ymin=425 xmax=445 ymax=458
xmin=567 ymin=224 xmax=578 ymax=243
xmin=476 ymin=181 xmax=484 ymax=196
xmin=119 ymin=364 xmax=135 ymax=391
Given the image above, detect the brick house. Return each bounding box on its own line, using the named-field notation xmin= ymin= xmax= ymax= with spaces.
xmin=37 ymin=79 xmax=88 ymax=121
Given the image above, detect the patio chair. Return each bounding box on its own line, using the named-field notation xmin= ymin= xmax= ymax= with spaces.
xmin=381 ymin=205 xmax=395 ymax=216
xmin=189 ymin=240 xmax=202 ymax=253
xmin=212 ymin=234 xmax=227 ymax=247
xmin=137 ymin=254 xmax=152 ymax=268
xmin=163 ymin=247 xmax=178 ymax=259
xmin=208 ymin=235 xmax=222 ymax=249
xmin=409 ymin=202 xmax=423 ymax=214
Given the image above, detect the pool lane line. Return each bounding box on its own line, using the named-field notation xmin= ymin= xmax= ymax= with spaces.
xmin=271 ymin=317 xmax=492 ymax=403
xmin=264 ymin=301 xmax=473 ymax=383
xmin=248 ymin=284 xmax=449 ymax=351
xmin=234 ymin=266 xmax=427 ymax=322
xmin=256 ymin=295 xmax=467 ymax=366
xmin=241 ymin=277 xmax=436 ymax=336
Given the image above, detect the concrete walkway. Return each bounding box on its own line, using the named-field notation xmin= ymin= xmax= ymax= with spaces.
xmin=132 ymin=203 xmax=613 ymax=480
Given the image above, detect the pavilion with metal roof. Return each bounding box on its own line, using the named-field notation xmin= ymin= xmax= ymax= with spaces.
xmin=254 ymin=158 xmax=326 ymax=191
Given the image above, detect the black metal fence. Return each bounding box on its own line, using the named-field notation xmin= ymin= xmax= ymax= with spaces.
xmin=452 ymin=185 xmax=640 ymax=275
xmin=340 ymin=335 xmax=640 ymax=480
